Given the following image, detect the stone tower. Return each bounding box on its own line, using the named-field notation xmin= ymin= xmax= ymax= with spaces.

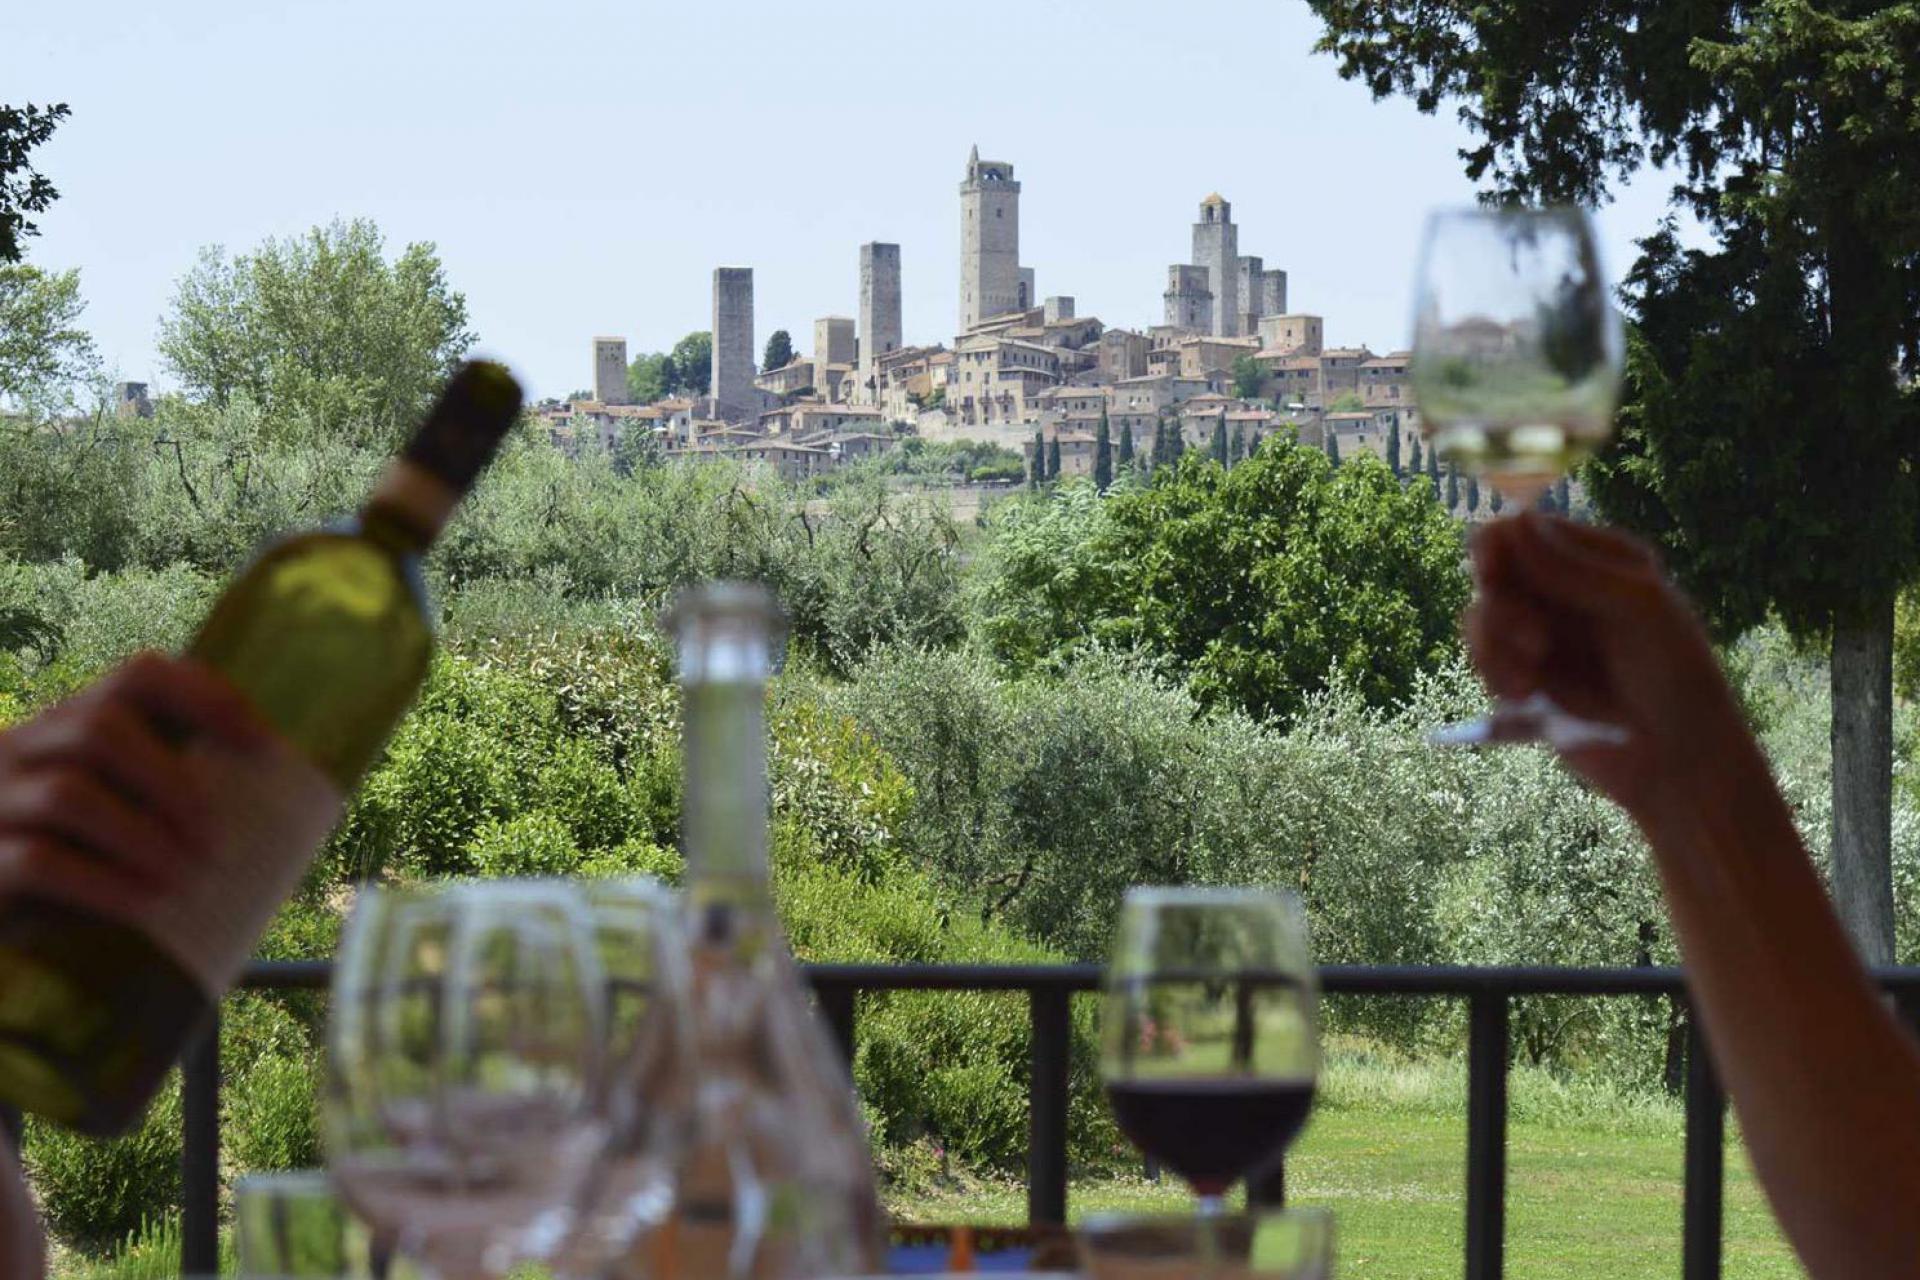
xmin=814 ymin=316 xmax=856 ymax=396
xmin=1191 ymin=194 xmax=1240 ymax=337
xmin=959 ymin=146 xmax=1021 ymax=331
xmin=1164 ymin=265 xmax=1213 ymax=333
xmin=859 ymin=242 xmax=902 ymax=404
xmin=593 ymin=337 xmax=629 ymax=405
xmin=1235 ymin=257 xmax=1265 ymax=335
xmin=711 ymin=267 xmax=756 ymax=420
xmin=1260 ymin=269 xmax=1288 ymax=318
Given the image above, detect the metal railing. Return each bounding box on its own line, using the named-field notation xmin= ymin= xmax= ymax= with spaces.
xmin=163 ymin=962 xmax=1920 ymax=1280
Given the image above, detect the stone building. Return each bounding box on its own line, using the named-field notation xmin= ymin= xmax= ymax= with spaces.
xmin=756 ymin=359 xmax=815 ymax=397
xmin=1164 ymin=265 xmax=1213 ymax=333
xmin=759 ymin=401 xmax=885 ymax=439
xmin=959 ymin=146 xmax=1026 ymax=331
xmin=1257 ymin=313 xmax=1324 ymax=355
xmin=711 ymin=267 xmax=757 ymax=421
xmin=113 ymin=381 xmax=153 ymax=419
xmin=1318 ymin=347 xmax=1375 ymax=403
xmin=1360 ymin=352 xmax=1411 ymax=407
xmin=1100 ymin=328 xmax=1149 ymax=380
xmin=593 ymin=337 xmax=629 ymax=405
xmin=813 ymin=316 xmax=856 ymax=397
xmin=858 ymin=243 xmax=902 ymax=405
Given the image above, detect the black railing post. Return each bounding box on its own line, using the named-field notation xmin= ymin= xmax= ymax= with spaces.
xmin=181 ymin=1013 xmax=221 ymax=1276
xmin=1682 ymin=1010 xmax=1725 ymax=1280
xmin=1465 ymin=991 xmax=1509 ymax=1280
xmin=815 ymin=981 xmax=857 ymax=1073
xmin=1028 ymin=985 xmax=1071 ymax=1226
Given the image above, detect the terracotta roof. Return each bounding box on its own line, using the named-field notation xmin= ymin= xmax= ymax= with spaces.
xmin=1200 ymin=192 xmax=1227 ymax=207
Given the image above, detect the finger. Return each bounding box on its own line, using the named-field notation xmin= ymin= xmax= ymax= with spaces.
xmin=101 ymin=653 xmax=274 ymax=751
xmin=0 ymin=770 xmax=190 ymax=890
xmin=1503 ymin=512 xmax=1665 ymax=616
xmin=0 ymin=699 xmax=212 ymax=848
xmin=0 ymin=834 xmax=154 ymax=926
xmin=1465 ymin=597 xmax=1546 ymax=700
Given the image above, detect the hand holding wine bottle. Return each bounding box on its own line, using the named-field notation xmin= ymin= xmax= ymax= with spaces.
xmin=0 ymin=361 xmax=523 ymax=1136
xmin=0 ymin=653 xmax=271 ymax=916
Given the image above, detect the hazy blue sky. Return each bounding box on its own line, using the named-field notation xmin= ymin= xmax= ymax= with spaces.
xmin=10 ymin=0 xmax=1686 ymax=402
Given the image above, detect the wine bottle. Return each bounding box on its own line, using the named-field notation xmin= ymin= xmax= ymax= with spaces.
xmin=0 ymin=361 xmax=522 ymax=1135
xmin=655 ymin=583 xmax=885 ymax=1280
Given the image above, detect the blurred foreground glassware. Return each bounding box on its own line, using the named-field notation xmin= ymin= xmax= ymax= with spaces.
xmin=1101 ymin=887 xmax=1319 ymax=1277
xmin=325 ymin=880 xmax=609 ymax=1280
xmin=1079 ymin=1208 xmax=1333 ymax=1280
xmin=234 ymin=1170 xmax=362 ymax=1277
xmin=652 ymin=582 xmax=885 ymax=1280
xmin=547 ymin=877 xmax=695 ymax=1279
xmin=1411 ymin=204 xmax=1626 ymax=752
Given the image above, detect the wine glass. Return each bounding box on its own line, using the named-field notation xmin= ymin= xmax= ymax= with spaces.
xmin=1411 ymin=204 xmax=1627 ymax=751
xmin=1100 ymin=887 xmax=1320 ymax=1272
xmin=546 ymin=877 xmax=695 ymax=1279
xmin=325 ymin=880 xmax=610 ymax=1280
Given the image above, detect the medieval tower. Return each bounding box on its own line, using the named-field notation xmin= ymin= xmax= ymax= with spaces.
xmin=859 ymin=242 xmax=902 ymax=404
xmin=1192 ymin=194 xmax=1240 ymax=337
xmin=711 ymin=266 xmax=756 ymax=420
xmin=592 ymin=337 xmax=628 ymax=405
xmin=959 ymin=146 xmax=1022 ymax=331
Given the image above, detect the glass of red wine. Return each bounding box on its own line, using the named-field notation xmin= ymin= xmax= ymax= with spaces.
xmin=1101 ymin=887 xmax=1319 ymax=1269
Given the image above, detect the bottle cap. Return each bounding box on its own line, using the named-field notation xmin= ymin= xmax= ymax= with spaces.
xmin=401 ymin=361 xmax=524 ymax=495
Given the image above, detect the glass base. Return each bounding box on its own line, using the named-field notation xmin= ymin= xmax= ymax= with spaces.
xmin=1428 ymin=692 xmax=1628 ymax=752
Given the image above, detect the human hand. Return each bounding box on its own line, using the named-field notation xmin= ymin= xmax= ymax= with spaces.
xmin=0 ymin=652 xmax=271 ymax=921
xmin=1465 ymin=512 xmax=1754 ymax=822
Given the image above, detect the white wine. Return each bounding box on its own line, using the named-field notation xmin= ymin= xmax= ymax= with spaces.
xmin=0 ymin=361 xmax=522 ymax=1135
xmin=652 ymin=584 xmax=885 ymax=1280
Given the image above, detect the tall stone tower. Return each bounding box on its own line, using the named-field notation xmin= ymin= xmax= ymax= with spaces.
xmin=859 ymin=242 xmax=902 ymax=404
xmin=711 ymin=267 xmax=755 ymax=420
xmin=1165 ymin=265 xmax=1214 ymax=333
xmin=959 ymin=146 xmax=1021 ymax=332
xmin=1260 ymin=269 xmax=1288 ymax=318
xmin=593 ymin=337 xmax=629 ymax=405
xmin=1191 ymin=194 xmax=1240 ymax=337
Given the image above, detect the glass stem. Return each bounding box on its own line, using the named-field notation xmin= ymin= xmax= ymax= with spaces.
xmin=1196 ymin=1191 xmax=1226 ymax=1280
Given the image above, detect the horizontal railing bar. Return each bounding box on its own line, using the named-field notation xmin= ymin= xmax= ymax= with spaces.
xmin=236 ymin=960 xmax=1920 ymax=998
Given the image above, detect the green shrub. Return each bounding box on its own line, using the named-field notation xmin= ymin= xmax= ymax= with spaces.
xmin=26 ymin=1078 xmax=182 ymax=1253
xmin=468 ymin=810 xmax=584 ymax=876
xmin=224 ymin=1051 xmax=321 ymax=1172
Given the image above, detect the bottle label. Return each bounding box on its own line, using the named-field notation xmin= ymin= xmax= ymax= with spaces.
xmin=128 ymin=734 xmax=342 ymax=996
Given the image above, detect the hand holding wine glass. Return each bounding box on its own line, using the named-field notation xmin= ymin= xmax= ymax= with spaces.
xmin=1100 ymin=886 xmax=1319 ymax=1258
xmin=1411 ymin=204 xmax=1627 ymax=752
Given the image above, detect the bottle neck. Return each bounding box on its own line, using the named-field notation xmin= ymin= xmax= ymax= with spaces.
xmin=360 ymin=458 xmax=459 ymax=554
xmin=681 ymin=679 xmax=771 ymax=904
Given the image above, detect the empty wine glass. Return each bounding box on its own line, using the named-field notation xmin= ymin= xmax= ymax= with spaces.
xmin=325 ymin=880 xmax=610 ymax=1280
xmin=1411 ymin=204 xmax=1627 ymax=752
xmin=1100 ymin=887 xmax=1319 ymax=1275
xmin=547 ymin=877 xmax=695 ymax=1280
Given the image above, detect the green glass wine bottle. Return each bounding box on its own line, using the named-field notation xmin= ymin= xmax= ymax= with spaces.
xmin=0 ymin=361 xmax=522 ymax=1135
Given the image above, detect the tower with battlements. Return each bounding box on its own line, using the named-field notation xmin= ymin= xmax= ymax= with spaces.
xmin=959 ymin=146 xmax=1022 ymax=332
xmin=1164 ymin=265 xmax=1213 ymax=333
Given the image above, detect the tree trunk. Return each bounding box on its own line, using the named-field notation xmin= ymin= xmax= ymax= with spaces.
xmin=1830 ymin=596 xmax=1896 ymax=964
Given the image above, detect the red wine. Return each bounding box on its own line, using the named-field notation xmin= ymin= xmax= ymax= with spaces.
xmin=1106 ymin=1078 xmax=1315 ymax=1195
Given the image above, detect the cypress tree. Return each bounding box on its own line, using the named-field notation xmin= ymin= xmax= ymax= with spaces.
xmin=1094 ymin=410 xmax=1113 ymax=492
xmin=1386 ymin=420 xmax=1402 ymax=477
xmin=1446 ymin=463 xmax=1460 ymax=511
xmin=1489 ymin=485 xmax=1506 ymax=515
xmin=1211 ymin=412 xmax=1229 ymax=467
xmin=1466 ymin=474 xmax=1481 ymax=514
xmin=1028 ymin=430 xmax=1043 ymax=490
xmin=1046 ymin=436 xmax=1061 ymax=481
xmin=1118 ymin=420 xmax=1135 ymax=471
xmin=1555 ymin=476 xmax=1572 ymax=515
xmin=1408 ymin=435 xmax=1423 ymax=479
xmin=1426 ymin=442 xmax=1442 ymax=485
xmin=1230 ymin=423 xmax=1246 ymax=464
xmin=1325 ymin=430 xmax=1342 ymax=467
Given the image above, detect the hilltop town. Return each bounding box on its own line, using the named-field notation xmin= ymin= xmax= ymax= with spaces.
xmin=542 ymin=147 xmax=1419 ymax=485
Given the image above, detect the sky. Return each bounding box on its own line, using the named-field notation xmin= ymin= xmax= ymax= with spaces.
xmin=7 ymin=0 xmax=1690 ymax=403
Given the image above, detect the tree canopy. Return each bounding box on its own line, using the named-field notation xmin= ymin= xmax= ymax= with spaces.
xmin=972 ymin=442 xmax=1468 ymax=723
xmin=156 ymin=219 xmax=474 ymax=446
xmin=0 ymin=103 xmax=69 ymax=263
xmin=1231 ymin=353 xmax=1264 ymax=400
xmin=0 ymin=264 xmax=97 ymax=415
xmin=763 ymin=328 xmax=795 ymax=373
xmin=670 ymin=332 xmax=713 ymax=397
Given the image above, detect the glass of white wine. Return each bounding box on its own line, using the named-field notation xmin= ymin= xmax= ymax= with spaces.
xmin=1411 ymin=205 xmax=1627 ymax=751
